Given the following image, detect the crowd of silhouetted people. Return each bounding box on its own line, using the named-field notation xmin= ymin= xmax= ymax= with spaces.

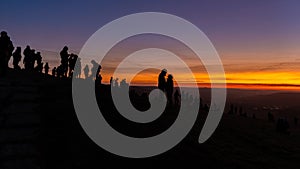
xmin=1 ymin=30 xmax=299 ymax=134
xmin=54 ymin=46 xmax=84 ymax=79
xmin=0 ymin=31 xmax=52 ymax=76
xmin=228 ymin=103 xmax=299 ymax=134
xmin=0 ymin=31 xmax=104 ymax=83
xmin=0 ymin=31 xmax=189 ymax=107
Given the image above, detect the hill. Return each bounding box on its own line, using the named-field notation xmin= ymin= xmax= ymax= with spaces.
xmin=0 ymin=69 xmax=299 ymax=169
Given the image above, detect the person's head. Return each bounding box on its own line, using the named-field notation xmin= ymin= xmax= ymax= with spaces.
xmin=91 ymin=60 xmax=98 ymax=65
xmin=161 ymin=68 xmax=167 ymax=75
xmin=16 ymin=47 xmax=21 ymax=52
xmin=1 ymin=31 xmax=7 ymax=37
xmin=63 ymin=46 xmax=68 ymax=51
xmin=168 ymin=74 xmax=173 ymax=80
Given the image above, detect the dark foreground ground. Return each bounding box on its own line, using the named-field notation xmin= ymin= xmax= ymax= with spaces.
xmin=0 ymin=69 xmax=300 ymax=169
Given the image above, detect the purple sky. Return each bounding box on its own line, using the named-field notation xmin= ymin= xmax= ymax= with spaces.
xmin=1 ymin=0 xmax=300 ymax=86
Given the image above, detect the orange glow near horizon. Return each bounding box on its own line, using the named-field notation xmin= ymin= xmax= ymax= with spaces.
xmin=99 ymin=70 xmax=300 ymax=91
xmin=20 ymin=33 xmax=300 ymax=92
xmin=90 ymin=33 xmax=300 ymax=92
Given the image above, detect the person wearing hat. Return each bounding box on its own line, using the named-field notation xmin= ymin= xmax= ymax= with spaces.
xmin=0 ymin=31 xmax=14 ymax=76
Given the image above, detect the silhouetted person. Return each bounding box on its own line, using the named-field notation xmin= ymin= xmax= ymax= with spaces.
xmin=52 ymin=67 xmax=57 ymax=77
xmin=110 ymin=77 xmax=113 ymax=85
xmin=83 ymin=65 xmax=89 ymax=79
xmin=120 ymin=79 xmax=128 ymax=89
xmin=0 ymin=31 xmax=14 ymax=76
xmin=60 ymin=46 xmax=69 ymax=77
xmin=44 ymin=62 xmax=49 ymax=75
xmin=70 ymin=55 xmax=81 ymax=78
xmin=96 ymin=74 xmax=102 ymax=85
xmin=56 ymin=65 xmax=64 ymax=78
xmin=24 ymin=49 xmax=35 ymax=70
xmin=166 ymin=74 xmax=174 ymax=105
xmin=96 ymin=64 xmax=101 ymax=76
xmin=115 ymin=78 xmax=119 ymax=87
xmin=12 ymin=47 xmax=22 ymax=70
xmin=74 ymin=57 xmax=82 ymax=78
xmin=90 ymin=60 xmax=101 ymax=79
xmin=68 ymin=53 xmax=78 ymax=78
xmin=158 ymin=69 xmax=167 ymax=91
xmin=95 ymin=65 xmax=102 ymax=85
xmin=23 ymin=45 xmax=31 ymax=70
xmin=111 ymin=78 xmax=115 ymax=87
xmin=35 ymin=52 xmax=43 ymax=73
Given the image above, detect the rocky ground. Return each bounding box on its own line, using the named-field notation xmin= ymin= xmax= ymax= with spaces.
xmin=0 ymin=69 xmax=299 ymax=169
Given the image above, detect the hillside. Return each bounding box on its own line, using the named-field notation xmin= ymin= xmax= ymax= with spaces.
xmin=0 ymin=69 xmax=300 ymax=169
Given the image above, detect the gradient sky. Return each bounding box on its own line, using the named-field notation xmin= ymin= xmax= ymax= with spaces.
xmin=1 ymin=0 xmax=300 ymax=89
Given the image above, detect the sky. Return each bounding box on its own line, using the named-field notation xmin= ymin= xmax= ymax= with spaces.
xmin=1 ymin=0 xmax=300 ymax=90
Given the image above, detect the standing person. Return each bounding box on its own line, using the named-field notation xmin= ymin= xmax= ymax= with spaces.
xmin=115 ymin=78 xmax=119 ymax=87
xmin=23 ymin=45 xmax=31 ymax=70
xmin=28 ymin=49 xmax=36 ymax=70
xmin=95 ymin=66 xmax=102 ymax=85
xmin=52 ymin=67 xmax=57 ymax=77
xmin=83 ymin=65 xmax=89 ymax=79
xmin=166 ymin=74 xmax=174 ymax=105
xmin=90 ymin=60 xmax=101 ymax=79
xmin=68 ymin=54 xmax=78 ymax=78
xmin=158 ymin=69 xmax=167 ymax=91
xmin=73 ymin=57 xmax=81 ymax=78
xmin=44 ymin=62 xmax=49 ymax=75
xmin=110 ymin=77 xmax=113 ymax=85
xmin=35 ymin=52 xmax=43 ymax=73
xmin=0 ymin=31 xmax=14 ymax=76
xmin=56 ymin=65 xmax=63 ymax=78
xmin=60 ymin=46 xmax=69 ymax=77
xmin=12 ymin=47 xmax=22 ymax=70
